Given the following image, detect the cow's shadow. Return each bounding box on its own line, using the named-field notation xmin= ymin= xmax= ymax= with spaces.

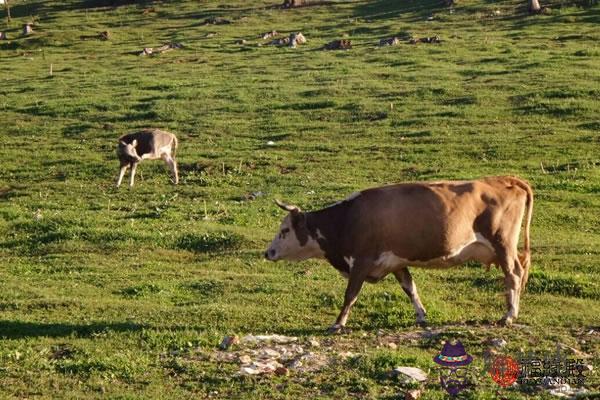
xmin=0 ymin=320 xmax=147 ymax=339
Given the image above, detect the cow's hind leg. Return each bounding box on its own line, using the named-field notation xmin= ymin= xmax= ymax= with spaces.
xmin=497 ymin=252 xmax=523 ymax=326
xmin=328 ymin=259 xmax=370 ymax=334
xmin=394 ymin=268 xmax=427 ymax=326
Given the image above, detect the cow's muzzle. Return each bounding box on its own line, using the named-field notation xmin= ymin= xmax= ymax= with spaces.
xmin=264 ymin=249 xmax=277 ymax=261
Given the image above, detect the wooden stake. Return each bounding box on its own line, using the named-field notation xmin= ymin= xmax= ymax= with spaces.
xmin=5 ymin=0 xmax=10 ymax=23
xmin=203 ymin=200 xmax=209 ymax=220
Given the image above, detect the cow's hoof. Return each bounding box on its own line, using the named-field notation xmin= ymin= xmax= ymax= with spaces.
xmin=497 ymin=317 xmax=513 ymax=327
xmin=416 ymin=319 xmax=428 ymax=328
xmin=327 ymin=324 xmax=350 ymax=335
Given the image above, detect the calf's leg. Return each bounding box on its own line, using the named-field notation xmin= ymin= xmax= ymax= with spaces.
xmin=162 ymin=154 xmax=178 ymax=184
xmin=394 ymin=268 xmax=427 ymax=325
xmin=172 ymin=158 xmax=179 ymax=184
xmin=129 ymin=162 xmax=138 ymax=187
xmin=328 ymin=259 xmax=370 ymax=334
xmin=116 ymin=164 xmax=128 ymax=187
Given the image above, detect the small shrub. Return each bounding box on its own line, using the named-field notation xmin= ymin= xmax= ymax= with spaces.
xmin=175 ymin=231 xmax=243 ymax=253
xmin=119 ymin=284 xmax=162 ymax=298
xmin=350 ymin=350 xmax=418 ymax=380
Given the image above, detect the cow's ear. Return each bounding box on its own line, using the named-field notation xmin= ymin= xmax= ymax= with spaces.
xmin=131 ymin=139 xmax=138 ymax=147
xmin=275 ymin=199 xmax=301 ymax=213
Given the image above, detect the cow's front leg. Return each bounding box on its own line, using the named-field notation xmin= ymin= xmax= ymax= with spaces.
xmin=328 ymin=260 xmax=369 ymax=334
xmin=116 ymin=164 xmax=128 ymax=187
xmin=394 ymin=268 xmax=427 ymax=326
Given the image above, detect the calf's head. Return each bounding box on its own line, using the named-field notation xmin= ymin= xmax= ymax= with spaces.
xmin=265 ymin=200 xmax=323 ymax=261
xmin=117 ymin=139 xmax=142 ymax=162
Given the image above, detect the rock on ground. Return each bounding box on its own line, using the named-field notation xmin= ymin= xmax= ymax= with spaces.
xmin=392 ymin=366 xmax=428 ymax=383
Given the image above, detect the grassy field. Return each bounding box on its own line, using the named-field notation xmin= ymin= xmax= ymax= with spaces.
xmin=1 ymin=0 xmax=599 ymax=398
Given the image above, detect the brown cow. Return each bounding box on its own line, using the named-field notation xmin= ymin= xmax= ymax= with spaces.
xmin=265 ymin=176 xmax=533 ymax=333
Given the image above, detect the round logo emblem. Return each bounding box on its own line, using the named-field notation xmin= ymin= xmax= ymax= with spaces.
xmin=489 ymin=356 xmax=520 ymax=387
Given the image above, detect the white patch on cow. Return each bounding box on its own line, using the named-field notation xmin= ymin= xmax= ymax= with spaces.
xmin=447 ymin=232 xmax=496 ymax=264
xmin=343 ymin=256 xmax=355 ymax=269
xmin=316 ymin=229 xmax=326 ymax=240
xmin=266 ymin=214 xmax=325 ymax=261
xmin=365 ymin=251 xmax=409 ymax=280
xmin=474 ymin=232 xmax=494 ymax=251
xmin=346 ymin=192 xmax=361 ymax=201
xmin=375 ymin=251 xmax=409 ymax=268
xmin=142 ymin=144 xmax=172 ymax=160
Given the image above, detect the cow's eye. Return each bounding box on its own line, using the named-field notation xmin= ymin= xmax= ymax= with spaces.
xmin=279 ymin=228 xmax=290 ymax=239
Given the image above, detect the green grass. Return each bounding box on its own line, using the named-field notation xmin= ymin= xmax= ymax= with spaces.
xmin=0 ymin=0 xmax=599 ymax=398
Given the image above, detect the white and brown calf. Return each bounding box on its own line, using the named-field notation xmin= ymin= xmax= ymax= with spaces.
xmin=116 ymin=129 xmax=179 ymax=188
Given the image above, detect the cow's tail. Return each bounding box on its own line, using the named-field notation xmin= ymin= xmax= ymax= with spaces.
xmin=516 ymin=178 xmax=533 ymax=292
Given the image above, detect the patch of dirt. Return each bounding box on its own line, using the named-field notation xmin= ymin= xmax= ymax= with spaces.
xmin=213 ymin=334 xmax=355 ymax=376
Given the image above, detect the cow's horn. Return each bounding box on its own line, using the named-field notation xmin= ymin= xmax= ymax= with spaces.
xmin=275 ymin=199 xmax=300 ymax=213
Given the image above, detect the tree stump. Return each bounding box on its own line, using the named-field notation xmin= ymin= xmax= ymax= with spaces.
xmin=23 ymin=24 xmax=33 ymax=35
xmin=324 ymin=39 xmax=352 ymax=50
xmin=380 ymin=37 xmax=401 ymax=46
xmin=203 ymin=16 xmax=231 ymax=25
xmin=289 ymin=32 xmax=306 ymax=48
xmin=261 ymin=30 xmax=278 ymax=40
xmin=282 ymin=0 xmax=307 ymax=8
xmin=4 ymin=0 xmax=11 ymax=23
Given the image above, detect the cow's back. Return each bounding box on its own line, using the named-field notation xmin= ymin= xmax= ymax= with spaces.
xmin=339 ymin=177 xmax=526 ymax=262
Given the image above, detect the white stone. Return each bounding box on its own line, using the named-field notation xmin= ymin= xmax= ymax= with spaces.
xmin=489 ymin=338 xmax=507 ymax=348
xmin=392 ymin=367 xmax=428 ymax=382
xmin=242 ymin=334 xmax=297 ymax=344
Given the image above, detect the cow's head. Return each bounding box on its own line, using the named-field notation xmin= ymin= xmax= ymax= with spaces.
xmin=264 ymin=200 xmax=324 ymax=261
xmin=117 ymin=139 xmax=142 ymax=162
